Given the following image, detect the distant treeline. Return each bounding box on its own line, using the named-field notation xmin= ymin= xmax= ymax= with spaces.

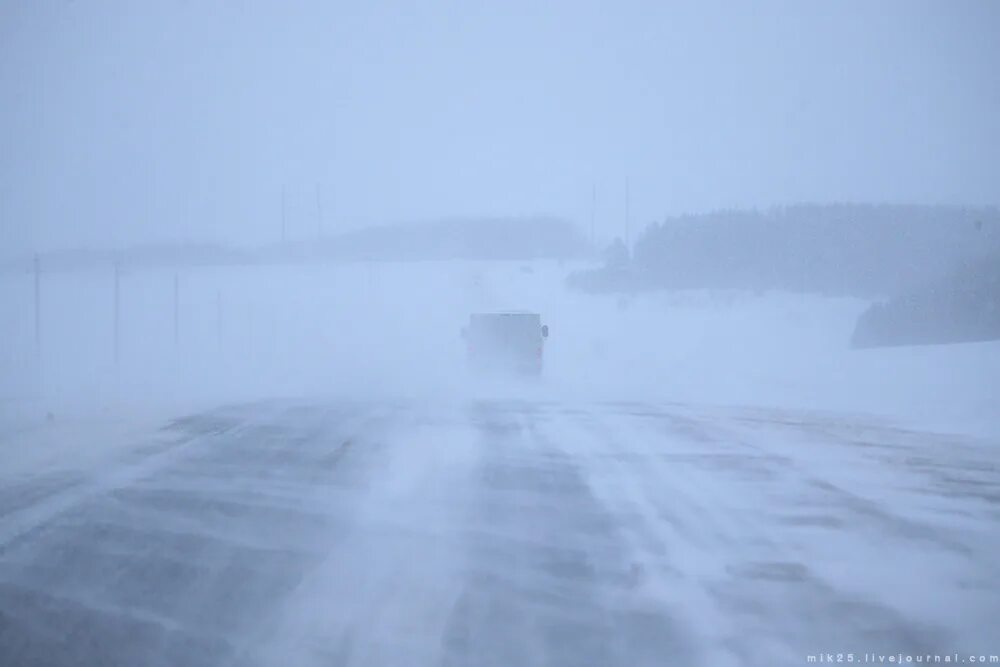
xmin=3 ymin=217 xmax=587 ymax=273
xmin=851 ymin=254 xmax=1000 ymax=348
xmin=573 ymin=204 xmax=1000 ymax=298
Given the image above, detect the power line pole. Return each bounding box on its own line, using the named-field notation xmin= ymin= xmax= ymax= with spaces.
xmin=216 ymin=290 xmax=223 ymax=353
xmin=173 ymin=272 xmax=179 ymax=347
xmin=590 ymin=184 xmax=596 ymax=249
xmin=316 ymin=183 xmax=324 ymax=238
xmin=114 ymin=261 xmax=121 ymax=367
xmin=33 ymin=253 xmax=41 ymax=357
xmin=281 ymin=188 xmax=287 ymax=243
xmin=625 ymin=177 xmax=631 ymax=249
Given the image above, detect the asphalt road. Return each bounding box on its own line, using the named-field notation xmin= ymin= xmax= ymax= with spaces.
xmin=1 ymin=401 xmax=998 ymax=666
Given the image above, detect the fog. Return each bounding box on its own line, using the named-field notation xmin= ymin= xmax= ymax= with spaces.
xmin=2 ymin=3 xmax=1000 ymax=667
xmin=3 ymin=258 xmax=998 ymax=432
xmin=2 ymin=0 xmax=998 ymax=418
xmin=2 ymin=1 xmax=999 ymax=253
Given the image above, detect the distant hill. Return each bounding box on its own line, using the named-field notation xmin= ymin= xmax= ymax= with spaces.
xmin=297 ymin=217 xmax=588 ymax=262
xmin=5 ymin=217 xmax=588 ymax=273
xmin=1 ymin=243 xmax=250 ymax=273
xmin=570 ymin=204 xmax=1000 ymax=298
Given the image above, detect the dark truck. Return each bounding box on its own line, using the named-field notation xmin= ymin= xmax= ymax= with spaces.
xmin=462 ymin=312 xmax=549 ymax=376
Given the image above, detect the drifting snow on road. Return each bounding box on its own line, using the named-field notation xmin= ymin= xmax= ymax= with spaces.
xmin=1 ymin=400 xmax=998 ymax=667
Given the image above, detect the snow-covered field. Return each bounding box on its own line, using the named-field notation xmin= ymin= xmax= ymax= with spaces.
xmin=2 ymin=259 xmax=997 ymax=433
xmin=1 ymin=260 xmax=999 ymax=666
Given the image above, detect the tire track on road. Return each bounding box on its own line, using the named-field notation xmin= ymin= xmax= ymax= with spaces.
xmin=569 ymin=403 xmax=980 ymax=664
xmin=439 ymin=401 xmax=697 ymax=667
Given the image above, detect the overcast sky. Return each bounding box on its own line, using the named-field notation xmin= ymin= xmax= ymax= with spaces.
xmin=1 ymin=0 xmax=998 ymax=252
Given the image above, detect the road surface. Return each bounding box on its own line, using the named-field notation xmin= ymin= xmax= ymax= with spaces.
xmin=1 ymin=400 xmax=998 ymax=666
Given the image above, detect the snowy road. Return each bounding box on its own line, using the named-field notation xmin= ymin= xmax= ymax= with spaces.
xmin=1 ymin=401 xmax=999 ymax=666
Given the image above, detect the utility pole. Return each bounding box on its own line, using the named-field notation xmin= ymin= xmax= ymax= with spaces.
xmin=216 ymin=290 xmax=223 ymax=353
xmin=173 ymin=272 xmax=179 ymax=347
xmin=33 ymin=253 xmax=41 ymax=357
xmin=114 ymin=261 xmax=121 ymax=367
xmin=281 ymin=188 xmax=287 ymax=244
xmin=625 ymin=177 xmax=631 ymax=249
xmin=591 ymin=184 xmax=596 ymax=249
xmin=316 ymin=183 xmax=324 ymax=238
